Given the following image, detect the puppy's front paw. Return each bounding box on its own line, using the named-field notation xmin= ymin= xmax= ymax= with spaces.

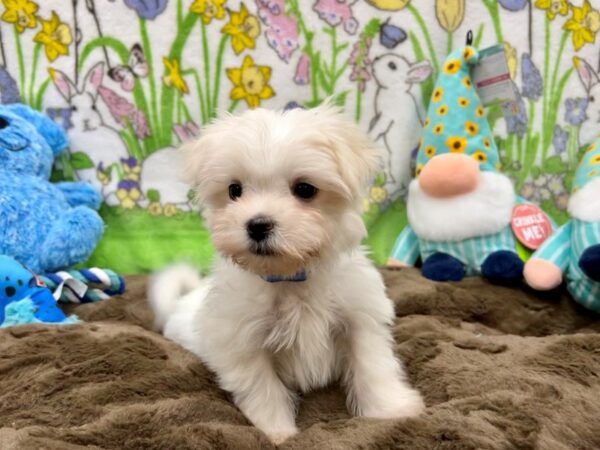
xmin=361 ymin=386 xmax=425 ymax=419
xmin=265 ymin=426 xmax=299 ymax=445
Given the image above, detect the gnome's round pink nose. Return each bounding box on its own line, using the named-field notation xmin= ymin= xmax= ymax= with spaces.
xmin=419 ymin=153 xmax=480 ymax=198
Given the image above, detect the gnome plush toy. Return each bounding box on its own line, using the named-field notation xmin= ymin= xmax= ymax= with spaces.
xmin=524 ymin=138 xmax=600 ymax=312
xmin=388 ymin=46 xmax=525 ymax=283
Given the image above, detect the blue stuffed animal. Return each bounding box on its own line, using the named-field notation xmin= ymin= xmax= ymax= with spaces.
xmin=0 ymin=104 xmax=103 ymax=273
xmin=0 ymin=255 xmax=77 ymax=327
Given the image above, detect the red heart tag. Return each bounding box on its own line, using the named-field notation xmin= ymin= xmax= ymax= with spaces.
xmin=511 ymin=204 xmax=552 ymax=250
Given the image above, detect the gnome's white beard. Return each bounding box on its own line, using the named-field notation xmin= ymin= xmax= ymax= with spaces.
xmin=568 ymin=177 xmax=600 ymax=222
xmin=407 ymin=171 xmax=515 ymax=242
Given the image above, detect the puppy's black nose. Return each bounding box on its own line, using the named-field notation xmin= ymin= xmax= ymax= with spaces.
xmin=5 ymin=286 xmax=15 ymax=297
xmin=246 ymin=216 xmax=275 ymax=242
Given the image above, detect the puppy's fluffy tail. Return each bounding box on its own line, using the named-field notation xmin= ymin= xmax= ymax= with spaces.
xmin=148 ymin=263 xmax=202 ymax=331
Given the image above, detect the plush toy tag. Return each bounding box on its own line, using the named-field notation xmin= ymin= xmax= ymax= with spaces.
xmin=511 ymin=204 xmax=552 ymax=250
xmin=472 ymin=45 xmax=516 ymax=106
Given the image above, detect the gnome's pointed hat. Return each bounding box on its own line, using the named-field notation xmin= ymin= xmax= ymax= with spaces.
xmin=573 ymin=137 xmax=600 ymax=192
xmin=416 ymin=46 xmax=500 ymax=176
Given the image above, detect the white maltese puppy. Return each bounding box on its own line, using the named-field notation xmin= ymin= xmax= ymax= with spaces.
xmin=148 ymin=103 xmax=425 ymax=444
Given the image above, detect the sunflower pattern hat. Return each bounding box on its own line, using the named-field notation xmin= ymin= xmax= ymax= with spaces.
xmin=416 ymin=46 xmax=500 ymax=176
xmin=573 ymin=140 xmax=600 ymax=192
xmin=389 ymin=44 xmax=542 ymax=286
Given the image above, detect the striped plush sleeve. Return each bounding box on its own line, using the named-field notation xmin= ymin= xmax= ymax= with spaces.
xmin=389 ymin=225 xmax=420 ymax=266
xmin=531 ymin=221 xmax=572 ymax=271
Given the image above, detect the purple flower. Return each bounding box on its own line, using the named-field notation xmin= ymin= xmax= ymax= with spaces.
xmin=313 ymin=0 xmax=358 ymax=35
xmin=349 ymin=38 xmax=373 ymax=92
xmin=256 ymin=0 xmax=281 ymax=15
xmin=120 ymin=157 xmax=139 ymax=169
xmin=555 ymin=192 xmax=569 ymax=210
xmin=284 ymin=101 xmax=305 ymax=111
xmin=256 ymin=0 xmax=299 ymax=62
xmin=117 ymin=179 xmax=141 ymax=191
xmin=520 ymin=182 xmax=537 ymax=201
xmin=97 ymin=86 xmax=149 ymax=139
xmin=380 ymin=22 xmax=407 ymax=49
xmin=124 ymin=0 xmax=168 ymax=20
xmin=502 ymin=83 xmax=528 ymax=137
xmin=116 ymin=179 xmax=141 ymax=208
xmin=521 ymin=53 xmax=542 ymax=100
xmin=564 ymin=97 xmax=588 ymax=126
xmin=0 ymin=66 xmax=20 ymax=104
xmin=294 ymin=53 xmax=310 ymax=85
xmin=46 ymin=107 xmax=73 ymax=131
xmin=552 ymin=125 xmax=568 ymax=154
xmin=498 ymin=0 xmax=528 ymax=11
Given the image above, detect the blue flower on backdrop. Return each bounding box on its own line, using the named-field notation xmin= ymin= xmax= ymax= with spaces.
xmin=521 ymin=53 xmax=542 ymax=100
xmin=284 ymin=101 xmax=305 ymax=111
xmin=46 ymin=108 xmax=73 ymax=131
xmin=498 ymin=0 xmax=529 ymax=11
xmin=124 ymin=0 xmax=168 ymax=20
xmin=552 ymin=124 xmax=568 ymax=154
xmin=380 ymin=21 xmax=407 ymax=49
xmin=0 ymin=66 xmax=20 ymax=104
xmin=502 ymin=83 xmax=528 ymax=137
xmin=564 ymin=97 xmax=588 ymax=126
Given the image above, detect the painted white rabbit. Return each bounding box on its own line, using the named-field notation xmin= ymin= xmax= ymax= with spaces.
xmin=50 ymin=62 xmax=129 ymax=205
xmin=369 ymin=54 xmax=432 ymax=199
xmin=574 ymin=56 xmax=600 ymax=146
xmin=140 ymin=146 xmax=192 ymax=211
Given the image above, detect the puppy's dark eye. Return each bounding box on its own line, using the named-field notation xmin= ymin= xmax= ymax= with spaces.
xmin=292 ymin=182 xmax=318 ymax=200
xmin=388 ymin=61 xmax=397 ymax=70
xmin=590 ymin=96 xmax=595 ymax=103
xmin=228 ymin=183 xmax=243 ymax=200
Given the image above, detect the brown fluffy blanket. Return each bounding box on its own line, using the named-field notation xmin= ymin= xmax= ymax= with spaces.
xmin=1 ymin=269 xmax=599 ymax=450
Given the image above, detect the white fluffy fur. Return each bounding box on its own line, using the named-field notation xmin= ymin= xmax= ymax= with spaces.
xmin=148 ymin=103 xmax=424 ymax=445
xmin=568 ymin=177 xmax=600 ymax=222
xmin=407 ymin=171 xmax=515 ymax=241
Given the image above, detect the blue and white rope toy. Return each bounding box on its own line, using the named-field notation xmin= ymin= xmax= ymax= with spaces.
xmin=40 ymin=268 xmax=125 ymax=304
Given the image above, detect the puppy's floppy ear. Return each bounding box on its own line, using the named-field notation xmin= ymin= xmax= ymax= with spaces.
xmin=179 ymin=133 xmax=215 ymax=203
xmin=180 ymin=113 xmax=238 ymax=203
xmin=180 ymin=136 xmax=206 ymax=188
xmin=311 ymin=101 xmax=380 ymax=200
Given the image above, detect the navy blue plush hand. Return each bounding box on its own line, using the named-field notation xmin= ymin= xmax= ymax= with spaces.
xmin=422 ymin=252 xmax=466 ymax=282
xmin=481 ymin=250 xmax=524 ymax=285
xmin=578 ymin=244 xmax=600 ymax=282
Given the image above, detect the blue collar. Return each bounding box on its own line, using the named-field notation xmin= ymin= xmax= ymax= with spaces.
xmin=262 ymin=271 xmax=307 ymax=283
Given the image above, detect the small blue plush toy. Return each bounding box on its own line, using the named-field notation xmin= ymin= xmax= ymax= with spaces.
xmin=0 ymin=104 xmax=104 ymax=273
xmin=0 ymin=255 xmax=78 ymax=327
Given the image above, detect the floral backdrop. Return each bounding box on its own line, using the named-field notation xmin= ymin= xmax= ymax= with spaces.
xmin=0 ymin=0 xmax=598 ymax=273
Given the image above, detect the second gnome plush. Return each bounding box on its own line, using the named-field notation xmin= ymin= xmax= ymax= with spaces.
xmin=388 ymin=46 xmax=525 ymax=283
xmin=524 ymin=138 xmax=600 ymax=312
